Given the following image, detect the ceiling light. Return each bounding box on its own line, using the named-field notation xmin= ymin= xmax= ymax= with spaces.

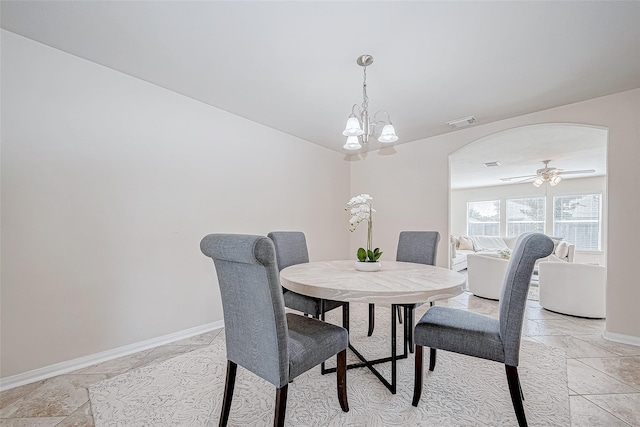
xmin=342 ymin=54 xmax=398 ymax=150
xmin=447 ymin=116 xmax=477 ymax=129
xmin=483 ymin=161 xmax=501 ymax=167
xmin=534 ymin=161 xmax=564 ymax=187
xmin=343 ymin=135 xmax=362 ymax=150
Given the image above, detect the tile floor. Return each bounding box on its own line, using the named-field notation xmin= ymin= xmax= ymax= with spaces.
xmin=1 ymin=291 xmax=639 ymax=426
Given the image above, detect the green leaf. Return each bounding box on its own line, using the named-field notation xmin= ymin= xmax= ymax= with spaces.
xmin=367 ymin=249 xmax=374 ymax=261
xmin=357 ymin=247 xmax=367 ymax=262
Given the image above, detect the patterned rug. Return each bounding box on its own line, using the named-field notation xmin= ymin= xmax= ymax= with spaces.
xmin=89 ymin=304 xmax=568 ymax=426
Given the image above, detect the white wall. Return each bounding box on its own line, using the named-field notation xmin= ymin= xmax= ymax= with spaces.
xmin=451 ymin=176 xmax=607 ymax=264
xmin=0 ymin=31 xmax=350 ymax=378
xmin=350 ymin=89 xmax=640 ymax=341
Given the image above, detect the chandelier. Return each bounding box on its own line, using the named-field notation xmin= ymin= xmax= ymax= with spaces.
xmin=342 ymin=54 xmax=398 ymax=150
xmin=533 ymin=160 xmax=562 ymax=187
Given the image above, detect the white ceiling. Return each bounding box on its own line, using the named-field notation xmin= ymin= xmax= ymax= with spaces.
xmin=1 ymin=1 xmax=638 ymax=178
xmin=449 ymin=124 xmax=607 ymax=189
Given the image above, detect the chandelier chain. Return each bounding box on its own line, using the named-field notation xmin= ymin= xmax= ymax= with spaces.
xmin=361 ymin=66 xmax=369 ymax=113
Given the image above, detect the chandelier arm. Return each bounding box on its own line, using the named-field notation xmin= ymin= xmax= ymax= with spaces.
xmin=372 ymin=110 xmax=393 ymax=127
xmin=350 ymin=104 xmax=362 ymax=118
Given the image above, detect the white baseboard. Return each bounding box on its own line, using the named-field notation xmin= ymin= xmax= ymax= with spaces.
xmin=603 ymin=330 xmax=640 ymax=347
xmin=0 ymin=320 xmax=224 ymax=392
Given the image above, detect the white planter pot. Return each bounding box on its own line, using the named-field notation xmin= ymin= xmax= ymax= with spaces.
xmin=355 ymin=261 xmax=382 ymax=272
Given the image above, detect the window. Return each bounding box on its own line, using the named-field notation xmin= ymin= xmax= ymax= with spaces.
xmin=506 ymin=197 xmax=545 ymax=236
xmin=553 ymin=194 xmax=601 ymax=250
xmin=467 ymin=200 xmax=500 ymax=236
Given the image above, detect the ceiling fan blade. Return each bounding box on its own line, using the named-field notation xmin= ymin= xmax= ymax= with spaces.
xmin=558 ymin=169 xmax=596 ymax=175
xmin=500 ymin=174 xmax=537 ymax=182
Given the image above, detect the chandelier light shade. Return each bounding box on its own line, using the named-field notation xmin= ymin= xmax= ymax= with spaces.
xmin=343 ymin=136 xmax=362 ymax=150
xmin=342 ymin=54 xmax=398 ymax=150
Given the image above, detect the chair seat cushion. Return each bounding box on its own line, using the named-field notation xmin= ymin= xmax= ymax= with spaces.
xmin=414 ymin=306 xmax=505 ymax=363
xmin=284 ymin=291 xmax=344 ymax=317
xmin=286 ymin=313 xmax=348 ymax=380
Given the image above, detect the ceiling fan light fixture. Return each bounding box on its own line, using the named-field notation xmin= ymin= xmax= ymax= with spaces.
xmin=550 ymin=175 xmax=562 ymax=186
xmin=533 ymin=177 xmax=544 ymax=187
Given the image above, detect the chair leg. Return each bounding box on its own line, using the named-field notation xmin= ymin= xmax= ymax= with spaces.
xmin=506 ymin=365 xmax=528 ymax=427
xmin=342 ymin=303 xmax=350 ymax=332
xmin=274 ymin=384 xmax=288 ymax=427
xmin=219 ymin=361 xmax=237 ymax=427
xmin=407 ymin=306 xmax=414 ymax=354
xmin=429 ymin=348 xmax=436 ymax=371
xmin=412 ymin=345 xmax=423 ymax=407
xmin=336 ymin=349 xmax=349 ymax=412
xmin=367 ymin=304 xmax=375 ymax=336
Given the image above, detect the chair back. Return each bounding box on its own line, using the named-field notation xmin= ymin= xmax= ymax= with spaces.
xmin=200 ymin=234 xmax=289 ymax=387
xmin=268 ymin=231 xmax=310 ymax=271
xmin=396 ymin=231 xmax=440 ymax=265
xmin=498 ymin=233 xmax=554 ymax=366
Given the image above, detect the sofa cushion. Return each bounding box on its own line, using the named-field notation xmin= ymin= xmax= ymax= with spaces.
xmin=471 ymin=235 xmax=510 ymax=251
xmin=459 ymin=236 xmax=474 ymax=250
xmin=555 ymin=241 xmax=570 ymax=259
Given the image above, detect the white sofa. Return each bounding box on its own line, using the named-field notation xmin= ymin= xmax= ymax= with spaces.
xmin=451 ymin=235 xmax=574 ymax=272
xmin=538 ymin=262 xmax=606 ymax=318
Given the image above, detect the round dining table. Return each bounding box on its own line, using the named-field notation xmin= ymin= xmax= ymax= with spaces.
xmin=280 ymin=260 xmax=466 ymax=304
xmin=280 ymin=260 xmax=466 ymax=393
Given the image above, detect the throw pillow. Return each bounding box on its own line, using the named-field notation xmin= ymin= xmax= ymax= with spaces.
xmin=458 ymin=236 xmax=474 ymax=251
xmin=555 ymin=241 xmax=570 ymax=259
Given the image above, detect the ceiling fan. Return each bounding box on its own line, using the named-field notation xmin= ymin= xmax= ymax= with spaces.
xmin=500 ymin=160 xmax=596 ymax=187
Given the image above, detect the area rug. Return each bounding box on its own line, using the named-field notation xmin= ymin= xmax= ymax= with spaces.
xmin=89 ymin=304 xmax=568 ymax=426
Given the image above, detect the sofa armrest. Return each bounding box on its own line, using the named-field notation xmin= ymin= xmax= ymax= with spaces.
xmin=566 ymin=244 xmax=575 ymax=263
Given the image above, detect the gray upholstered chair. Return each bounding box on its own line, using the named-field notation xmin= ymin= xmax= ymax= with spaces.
xmin=268 ymin=231 xmax=347 ymax=328
xmin=201 ymin=234 xmax=349 ymax=427
xmin=368 ymin=231 xmax=440 ymax=354
xmin=412 ymin=233 xmax=553 ymax=427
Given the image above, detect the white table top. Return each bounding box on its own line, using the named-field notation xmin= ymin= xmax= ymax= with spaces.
xmin=280 ymin=260 xmax=466 ymax=304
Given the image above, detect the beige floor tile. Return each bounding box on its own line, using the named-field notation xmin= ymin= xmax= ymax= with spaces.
xmin=73 ymin=349 xmax=153 ymax=375
xmin=569 ymin=395 xmax=631 ymax=426
xmin=55 ymin=413 xmax=95 ymax=427
xmin=0 ymin=418 xmax=66 ymax=426
xmin=524 ymin=306 xmax=569 ymax=321
xmin=462 ymin=297 xmax=500 ymax=318
xmin=168 ymin=329 xmax=223 ymax=346
xmin=576 ymin=356 xmax=640 ymax=390
xmin=585 ymin=393 xmax=640 ymax=426
xmin=575 ymin=335 xmax=640 ymax=356
xmin=0 ymin=380 xmax=46 ymax=410
xmin=0 ymin=374 xmax=105 ymax=418
xmin=567 ymin=359 xmax=637 ymax=395
xmin=129 ymin=344 xmax=205 ymax=370
xmin=532 ymin=335 xmax=617 ymax=358
xmin=538 ymin=318 xmax=606 ymax=336
xmin=522 ymin=319 xmax=565 ymax=336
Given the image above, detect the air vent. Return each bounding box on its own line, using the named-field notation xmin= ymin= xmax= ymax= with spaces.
xmin=483 ymin=161 xmax=501 ymax=167
xmin=447 ymin=116 xmax=477 ymax=129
